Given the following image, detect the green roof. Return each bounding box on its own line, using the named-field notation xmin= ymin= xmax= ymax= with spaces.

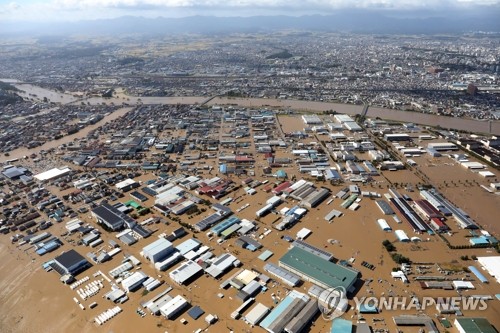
xmin=279 ymin=247 xmax=358 ymax=290
xmin=124 ymin=200 xmax=141 ymax=209
xmin=455 ymin=318 xmax=497 ymax=333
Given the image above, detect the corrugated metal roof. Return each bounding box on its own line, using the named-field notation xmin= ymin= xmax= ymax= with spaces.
xmin=279 ymin=247 xmax=358 ymax=290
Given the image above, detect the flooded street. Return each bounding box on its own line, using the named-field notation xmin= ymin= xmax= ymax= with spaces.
xmin=14 ymin=83 xmax=80 ymax=104
xmin=9 ymin=82 xmax=500 ymax=136
xmin=210 ymin=97 xmax=500 ymax=135
xmin=5 ymin=107 xmax=133 ymax=160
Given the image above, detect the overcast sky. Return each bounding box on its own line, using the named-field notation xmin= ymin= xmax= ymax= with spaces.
xmin=1 ymin=0 xmax=499 ymax=22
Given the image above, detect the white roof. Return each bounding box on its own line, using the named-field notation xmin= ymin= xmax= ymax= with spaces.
xmin=377 ymin=219 xmax=391 ymax=231
xmin=288 ymin=179 xmax=307 ymax=191
xmin=334 ymin=114 xmax=354 ymax=123
xmin=266 ymin=196 xmax=282 ymax=206
xmin=159 ymin=295 xmax=188 ymax=317
xmin=155 ymin=185 xmax=184 ymax=199
xmin=235 ymin=270 xmax=260 ymax=285
xmin=34 ymin=167 xmax=71 ymax=181
xmin=115 ymin=178 xmax=137 ymax=189
xmin=395 ymin=229 xmax=410 ymax=242
xmin=296 ymin=228 xmax=311 ymax=240
xmin=477 ymin=256 xmax=500 ymax=284
xmin=452 ymin=281 xmax=475 ymax=289
xmin=461 ymin=161 xmax=485 ymax=169
xmin=245 ymin=303 xmax=270 ymax=325
xmin=279 ymin=207 xmax=290 ymax=215
xmin=122 ymin=271 xmax=147 ymax=290
xmin=294 ymin=208 xmax=307 ymax=217
xmin=169 ymin=260 xmax=203 ymax=284
xmin=391 ymin=271 xmax=409 ymax=283
xmin=175 ymin=238 xmax=201 ymax=255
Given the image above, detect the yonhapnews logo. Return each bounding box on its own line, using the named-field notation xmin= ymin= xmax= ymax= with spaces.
xmin=317 ymin=286 xmax=348 ymax=321
xmin=317 ymin=286 xmax=489 ymax=322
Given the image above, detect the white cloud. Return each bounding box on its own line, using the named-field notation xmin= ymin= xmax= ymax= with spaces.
xmin=0 ymin=0 xmax=499 ymax=22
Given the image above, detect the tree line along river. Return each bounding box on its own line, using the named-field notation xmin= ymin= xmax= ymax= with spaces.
xmin=5 ymin=82 xmax=499 ymax=161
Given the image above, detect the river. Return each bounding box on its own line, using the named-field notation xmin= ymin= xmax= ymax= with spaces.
xmin=208 ymin=97 xmax=500 ymax=135
xmin=10 ymin=82 xmax=500 ymax=135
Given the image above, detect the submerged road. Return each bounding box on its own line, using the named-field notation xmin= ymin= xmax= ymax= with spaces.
xmin=12 ymin=83 xmax=500 ymax=135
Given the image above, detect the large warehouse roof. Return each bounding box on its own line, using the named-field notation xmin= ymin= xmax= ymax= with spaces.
xmin=455 ymin=318 xmax=497 ymax=333
xmin=477 ymin=256 xmax=500 ymax=284
xmin=34 ymin=167 xmax=71 ymax=181
xmin=279 ymin=247 xmax=358 ymax=290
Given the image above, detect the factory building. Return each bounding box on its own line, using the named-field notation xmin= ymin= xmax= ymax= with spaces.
xmin=91 ymin=202 xmax=137 ymax=231
xmin=278 ymin=247 xmax=358 ymax=292
xmin=142 ymin=238 xmax=174 ymax=264
xmin=50 ymin=249 xmax=91 ymax=276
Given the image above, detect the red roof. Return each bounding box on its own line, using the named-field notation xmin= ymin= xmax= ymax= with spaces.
xmin=430 ymin=217 xmax=449 ymax=230
xmin=272 ymin=181 xmax=292 ymax=194
xmin=235 ymin=156 xmax=254 ymax=162
xmin=415 ymin=200 xmax=441 ymax=218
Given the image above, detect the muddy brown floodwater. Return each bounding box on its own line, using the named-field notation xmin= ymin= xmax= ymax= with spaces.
xmin=209 ymin=97 xmax=500 ymax=135
xmin=11 ymin=82 xmax=500 ymax=135
xmin=5 ymin=107 xmax=133 ymax=161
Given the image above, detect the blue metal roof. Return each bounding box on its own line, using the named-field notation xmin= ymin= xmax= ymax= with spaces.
xmin=260 ymin=291 xmax=304 ymax=330
xmin=211 ymin=215 xmax=240 ymax=236
xmin=330 ymin=318 xmax=353 ymax=333
xmin=276 ymin=170 xmax=287 ymax=178
xmin=187 ymin=305 xmax=205 ymax=320
xmin=468 ymin=266 xmax=488 ymax=283
xmin=470 ymin=237 xmax=490 ymax=245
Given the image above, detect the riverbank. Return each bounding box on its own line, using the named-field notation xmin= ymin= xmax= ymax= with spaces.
xmin=11 ymin=82 xmax=500 ymax=135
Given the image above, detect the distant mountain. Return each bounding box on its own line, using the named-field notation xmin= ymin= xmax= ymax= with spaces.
xmin=3 ymin=8 xmax=500 ymax=36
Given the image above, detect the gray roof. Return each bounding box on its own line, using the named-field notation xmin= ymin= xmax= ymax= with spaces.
xmin=92 ymin=202 xmax=136 ymax=230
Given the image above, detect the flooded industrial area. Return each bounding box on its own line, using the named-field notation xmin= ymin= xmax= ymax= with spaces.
xmin=12 ymin=83 xmax=500 ymax=137
xmin=1 ymin=26 xmax=500 ymax=333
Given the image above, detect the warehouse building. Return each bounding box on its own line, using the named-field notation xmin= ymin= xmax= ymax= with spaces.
xmin=169 ymin=260 xmax=203 ymax=285
xmin=284 ymin=298 xmax=319 ymax=333
xmin=122 ymin=271 xmax=148 ymax=292
xmin=159 ymin=295 xmax=189 ymax=319
xmin=34 ymin=167 xmax=71 ymax=181
xmin=377 ymin=219 xmax=392 ymax=231
xmin=393 ymin=315 xmax=439 ymax=333
xmin=344 ymin=121 xmax=362 ymax=132
xmin=291 ymin=239 xmax=334 ymax=261
xmin=330 ymin=318 xmax=353 ymax=333
xmin=206 ymin=253 xmax=239 ymax=278
xmin=278 ymin=247 xmax=359 ymax=292
xmin=91 ymin=202 xmax=136 ymax=231
xmin=142 ymin=238 xmax=174 ymax=264
xmin=302 ymin=115 xmax=322 ymax=124
xmin=334 ymin=114 xmax=354 ymax=123
xmin=115 ymin=178 xmax=140 ymax=192
xmin=395 ymin=230 xmax=410 ymax=242
xmin=263 ymin=263 xmax=301 ymax=287
xmin=454 ymin=318 xmax=497 ymax=333
xmin=244 ymin=303 xmax=270 ymax=326
xmin=260 ymin=290 xmax=316 ymax=333
xmin=477 ymin=256 xmax=500 ymax=284
xmin=427 ymin=142 xmax=458 ymax=151
xmin=384 ymin=133 xmax=411 ymax=142
xmin=301 ymin=188 xmax=330 ymax=208
xmin=420 ymin=189 xmax=478 ymax=229
xmin=175 ymin=238 xmax=201 ymax=256
xmin=50 ymin=249 xmax=91 ymax=276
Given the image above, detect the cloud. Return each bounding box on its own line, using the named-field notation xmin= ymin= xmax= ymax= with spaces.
xmin=1 ymin=0 xmax=499 ymax=22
